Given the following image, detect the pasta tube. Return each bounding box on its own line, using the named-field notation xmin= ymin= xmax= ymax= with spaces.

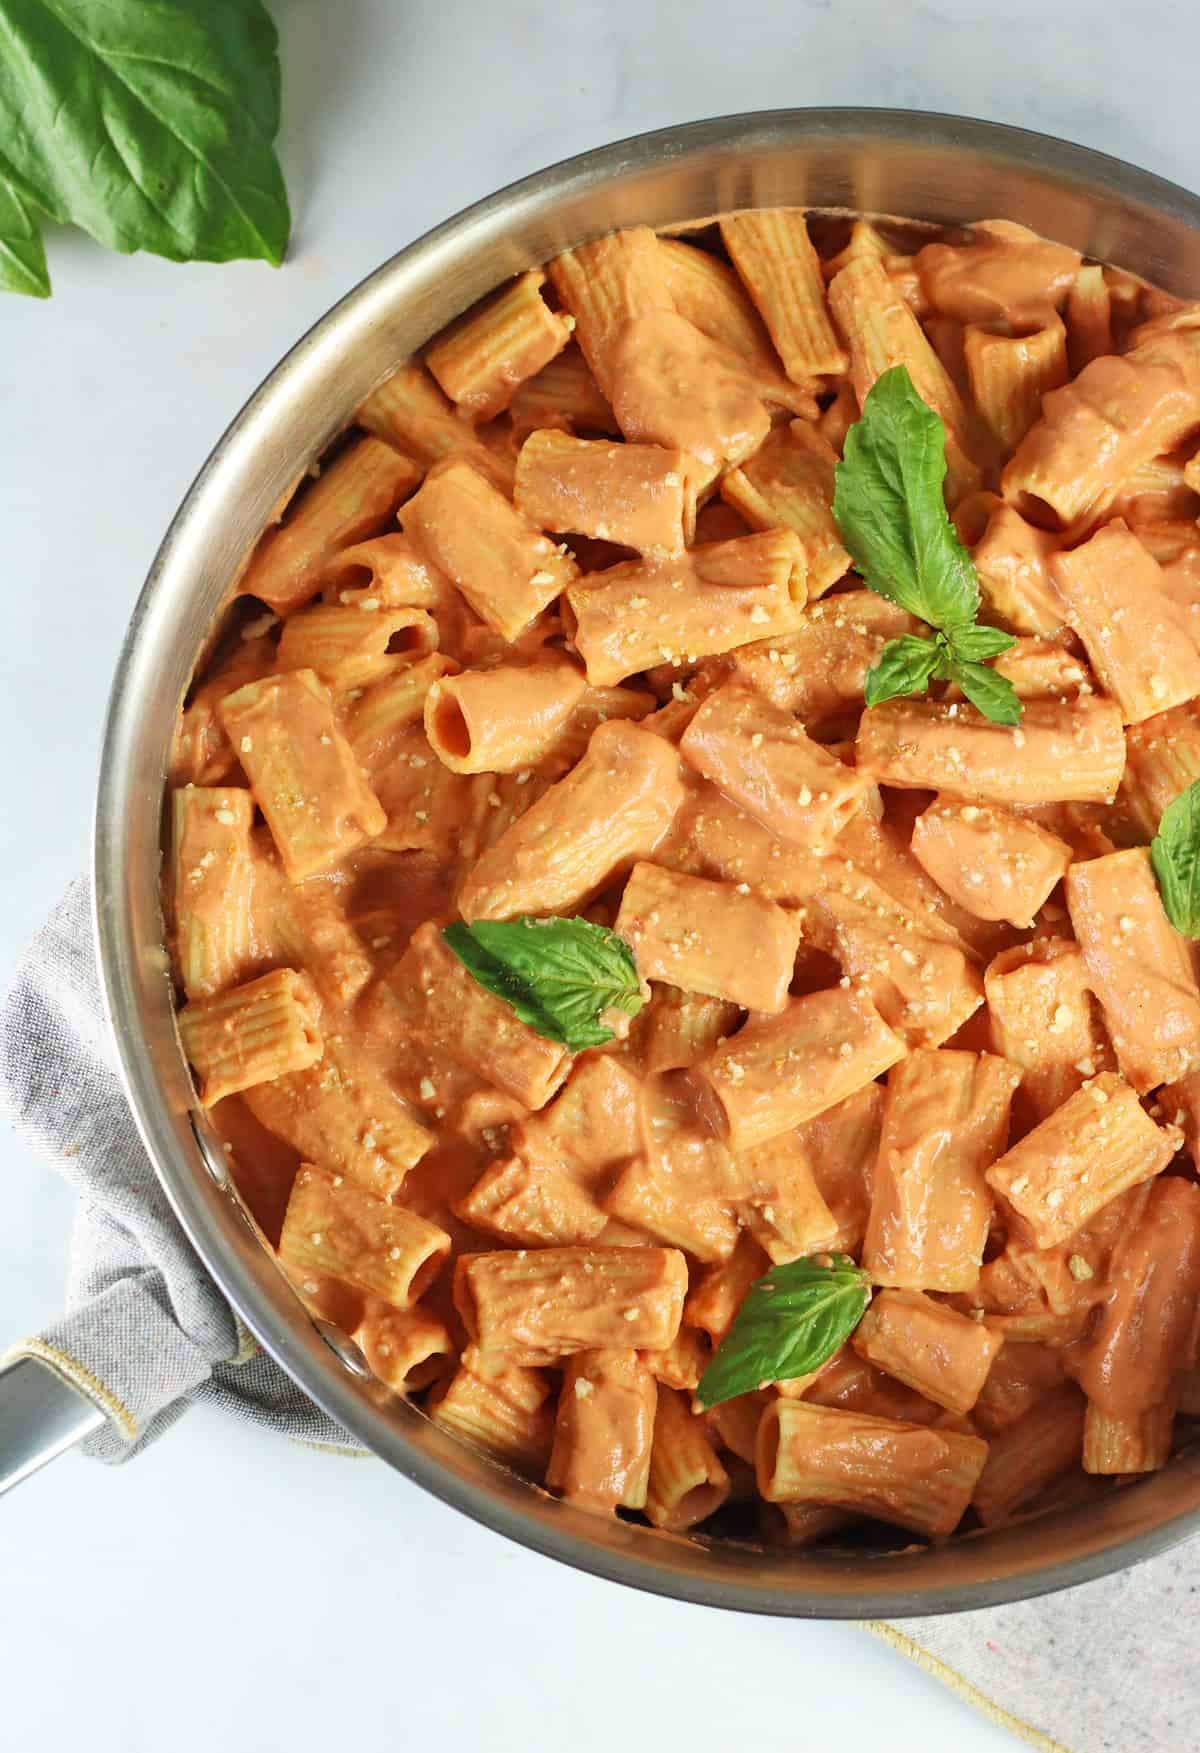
xmin=695 ymin=985 xmax=906 ymax=1153
xmin=279 ymin=1163 xmax=451 ymax=1308
xmin=727 ymin=592 xmax=920 ymax=725
xmin=508 ymin=343 xmax=617 ymax=437
xmin=964 ymin=317 xmax=1068 ymax=450
xmin=242 ymin=1011 xmax=433 ymax=1197
xmin=656 ymin=234 xmax=814 ymax=413
xmin=454 ymin=1246 xmax=688 ymax=1364
xmin=171 ymin=786 xmax=255 ymax=999
xmin=388 ymin=922 xmax=569 ymax=1111
xmin=856 ymin=695 xmax=1126 ymax=805
xmin=720 ymin=209 xmax=848 ymax=380
xmin=1002 ymin=327 xmax=1200 ymax=527
xmin=428 ymin=1348 xmax=554 ymax=1471
xmin=1069 ymin=1176 xmax=1200 ymax=1415
xmin=683 ymin=1234 xmax=770 ymax=1344
xmin=402 ymin=459 xmax=577 ymax=643
xmin=424 ymin=270 xmax=573 ymax=421
xmin=239 ymin=437 xmax=420 ymax=614
xmin=910 ymin=796 xmax=1072 ymax=927
xmin=348 ymin=654 xmax=460 ymax=771
xmin=795 ymin=1083 xmax=884 ymax=1255
xmin=915 ymin=221 xmax=1080 ymax=327
xmin=1083 ymin=1401 xmax=1176 ymax=1475
xmin=218 ymin=670 xmax=386 ymax=881
xmin=1066 ymin=848 xmax=1200 ymax=1092
xmin=720 ymin=419 xmax=851 ymax=598
xmin=353 ymin=1303 xmax=455 ymax=1394
xmin=566 ymin=530 xmax=807 ymax=687
xmin=457 ymin=719 xmax=685 ymax=922
xmin=322 ymin=531 xmax=445 ymax=610
xmin=614 ymin=861 xmax=800 ymax=1013
xmin=1047 ymin=519 xmax=1200 ymax=724
xmin=680 ymin=680 xmax=863 ymax=850
xmin=513 ymin=428 xmax=698 ymax=554
xmin=276 ymin=601 xmax=437 ymax=689
xmin=972 ymin=1342 xmax=1065 ymax=1436
xmin=827 ymin=254 xmax=979 ymax=501
xmin=756 ymin=1400 xmax=988 ymax=1538
xmin=178 ymin=968 xmax=323 ymax=1105
xmin=645 ymin=1385 xmax=731 ymax=1530
xmin=1121 ymin=702 xmax=1200 ymax=837
xmin=971 ymin=1384 xmax=1085 ymax=1525
xmin=547 ymin=1348 xmax=657 ymax=1511
xmin=547 ymin=226 xmax=770 ymax=473
xmin=864 ymin=1050 xmax=1018 ymax=1292
xmin=357 ymin=361 xmax=514 ymax=490
xmin=970 ymin=503 xmax=1067 ymax=638
xmin=1065 ymin=263 xmax=1113 ymax=371
xmin=454 ymin=1155 xmax=608 ymax=1249
xmin=642 ymin=987 xmax=742 ymax=1074
xmin=423 ymin=652 xmax=587 ymax=774
xmin=984 ymin=939 xmax=1111 ymax=1131
xmin=986 ymin=1073 xmax=1179 ymax=1249
xmin=851 ymin=1288 xmax=1004 ymax=1416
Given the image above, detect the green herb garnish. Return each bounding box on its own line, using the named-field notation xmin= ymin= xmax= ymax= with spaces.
xmin=833 ymin=365 xmax=1022 ymax=726
xmin=695 ymin=1254 xmax=871 ymax=1409
xmin=1152 ymin=779 xmax=1200 ymax=936
xmin=443 ymin=916 xmax=645 ymax=1051
xmin=0 ymin=0 xmax=291 ymax=297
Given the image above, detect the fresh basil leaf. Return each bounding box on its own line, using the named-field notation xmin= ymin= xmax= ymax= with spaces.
xmin=0 ymin=175 xmax=49 ymax=296
xmin=832 ymin=365 xmax=979 ymax=629
xmin=695 ymin=1254 xmax=871 ymax=1409
xmin=863 ymin=633 xmax=946 ymax=707
xmin=443 ymin=916 xmax=645 ymax=1051
xmin=833 ymin=367 xmax=1023 ymax=725
xmin=946 ymin=623 xmax=1017 ymax=663
xmin=1151 ymin=779 xmax=1200 ymax=937
xmin=950 ymin=659 xmax=1023 ymax=727
xmin=0 ymin=0 xmax=290 ymax=282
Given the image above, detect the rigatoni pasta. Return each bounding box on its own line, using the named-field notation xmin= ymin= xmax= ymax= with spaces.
xmin=178 ymin=968 xmax=323 ymax=1104
xmin=166 ymin=206 xmax=1200 ymax=1552
xmin=455 ymin=1246 xmax=688 ymax=1363
xmin=218 ymin=670 xmax=387 ymax=881
xmin=756 ymin=1400 xmax=988 ymax=1537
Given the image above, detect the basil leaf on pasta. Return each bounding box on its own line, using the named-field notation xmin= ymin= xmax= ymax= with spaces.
xmin=833 ymin=365 xmax=979 ymax=628
xmin=696 ymin=1255 xmax=872 ymax=1409
xmin=833 ymin=366 xmax=1023 ymax=725
xmin=864 ymin=633 xmax=948 ymax=708
xmin=443 ymin=916 xmax=645 ymax=1050
xmin=946 ymin=623 xmax=1017 ymax=664
xmin=950 ymin=659 xmax=1023 ymax=727
xmin=1151 ymin=779 xmax=1200 ymax=937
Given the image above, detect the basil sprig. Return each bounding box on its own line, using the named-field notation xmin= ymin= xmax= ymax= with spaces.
xmin=443 ymin=916 xmax=645 ymax=1051
xmin=1152 ymin=779 xmax=1200 ymax=937
xmin=695 ymin=1254 xmax=871 ymax=1409
xmin=0 ymin=0 xmax=291 ymax=297
xmin=832 ymin=366 xmax=1022 ymax=726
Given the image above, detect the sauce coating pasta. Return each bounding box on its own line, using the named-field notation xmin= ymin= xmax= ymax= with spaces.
xmin=168 ymin=209 xmax=1200 ymax=1550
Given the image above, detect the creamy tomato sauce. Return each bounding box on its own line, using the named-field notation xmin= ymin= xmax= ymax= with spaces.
xmin=169 ymin=211 xmax=1200 ymax=1543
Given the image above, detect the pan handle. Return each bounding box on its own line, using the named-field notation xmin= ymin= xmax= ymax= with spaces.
xmin=0 ymin=1355 xmax=107 ymax=1495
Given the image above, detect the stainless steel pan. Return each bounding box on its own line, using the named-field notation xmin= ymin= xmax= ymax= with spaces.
xmin=7 ymin=107 xmax=1200 ymax=1614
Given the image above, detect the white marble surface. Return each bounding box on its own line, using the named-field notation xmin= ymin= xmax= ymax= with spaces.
xmin=2 ymin=1 xmax=1197 ymax=1745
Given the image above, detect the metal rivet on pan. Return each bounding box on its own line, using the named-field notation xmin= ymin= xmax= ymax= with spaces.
xmin=313 ymin=1320 xmax=372 ymax=1379
xmin=189 ymin=1111 xmax=230 ymax=1187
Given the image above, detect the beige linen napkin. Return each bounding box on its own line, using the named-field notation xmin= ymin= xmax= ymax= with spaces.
xmin=3 ymin=880 xmax=1195 ymax=1753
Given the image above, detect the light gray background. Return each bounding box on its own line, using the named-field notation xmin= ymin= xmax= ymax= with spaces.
xmin=2 ymin=2 xmax=1194 ymax=1747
